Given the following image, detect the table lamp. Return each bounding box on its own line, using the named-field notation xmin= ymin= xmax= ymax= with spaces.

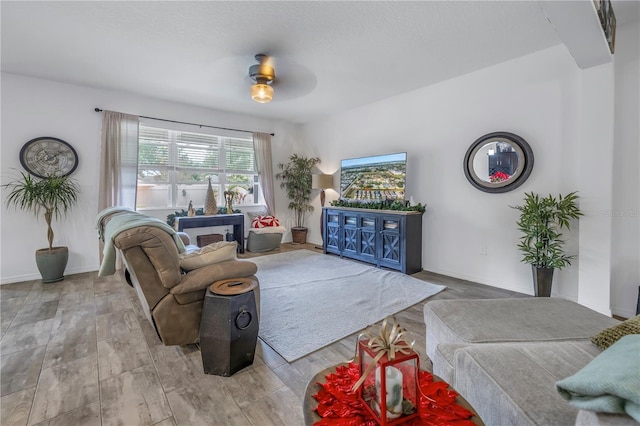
xmin=312 ymin=173 xmax=334 ymax=246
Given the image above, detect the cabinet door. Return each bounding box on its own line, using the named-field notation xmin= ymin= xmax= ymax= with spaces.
xmin=379 ymin=217 xmax=402 ymax=269
xmin=325 ymin=211 xmax=341 ymax=254
xmin=504 ymin=152 xmax=518 ymax=175
xmin=342 ymin=214 xmax=358 ymax=255
xmin=488 ymin=152 xmax=518 ymax=176
xmin=359 ymin=215 xmax=377 ymax=260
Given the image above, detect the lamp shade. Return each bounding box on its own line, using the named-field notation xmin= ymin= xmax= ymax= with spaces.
xmin=312 ymin=173 xmax=333 ymax=190
xmin=251 ymin=84 xmax=274 ymax=103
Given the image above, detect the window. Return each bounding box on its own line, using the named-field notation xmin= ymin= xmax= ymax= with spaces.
xmin=136 ymin=124 xmax=262 ymax=210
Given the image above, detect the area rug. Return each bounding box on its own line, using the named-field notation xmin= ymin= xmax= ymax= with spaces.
xmin=251 ymin=250 xmax=446 ymax=362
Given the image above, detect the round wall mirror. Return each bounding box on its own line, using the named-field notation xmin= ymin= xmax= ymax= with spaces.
xmin=463 ymin=131 xmax=534 ymax=193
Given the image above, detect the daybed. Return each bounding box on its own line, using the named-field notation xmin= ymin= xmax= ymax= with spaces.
xmin=424 ymin=298 xmax=637 ymax=425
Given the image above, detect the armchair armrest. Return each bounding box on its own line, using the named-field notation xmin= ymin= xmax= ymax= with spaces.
xmin=170 ymin=260 xmax=258 ymax=295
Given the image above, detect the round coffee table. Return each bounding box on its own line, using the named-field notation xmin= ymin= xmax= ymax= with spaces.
xmin=303 ymin=363 xmax=484 ymax=425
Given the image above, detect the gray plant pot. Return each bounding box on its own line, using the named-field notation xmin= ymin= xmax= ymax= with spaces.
xmin=531 ymin=265 xmax=554 ymax=297
xmin=35 ymin=246 xmax=69 ymax=283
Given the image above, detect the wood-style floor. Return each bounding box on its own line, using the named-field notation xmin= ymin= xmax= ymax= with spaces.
xmin=0 ymin=244 xmax=527 ymax=426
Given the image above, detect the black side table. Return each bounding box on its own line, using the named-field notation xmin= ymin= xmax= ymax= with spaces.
xmin=199 ymin=276 xmax=259 ymax=376
xmin=177 ymin=214 xmax=245 ymax=253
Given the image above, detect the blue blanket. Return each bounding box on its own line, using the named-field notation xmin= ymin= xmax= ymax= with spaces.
xmin=556 ymin=334 xmax=640 ymax=421
xmin=97 ymin=208 xmax=185 ymax=276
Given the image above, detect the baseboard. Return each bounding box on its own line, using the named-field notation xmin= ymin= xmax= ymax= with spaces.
xmin=0 ymin=265 xmax=100 ymax=285
xmin=0 ymin=273 xmax=41 ymax=285
xmin=611 ymin=305 xmax=637 ymax=319
xmin=425 ymin=266 xmax=532 ymax=296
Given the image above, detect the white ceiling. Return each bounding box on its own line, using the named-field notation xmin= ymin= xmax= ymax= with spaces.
xmin=2 ymin=1 xmax=638 ymax=123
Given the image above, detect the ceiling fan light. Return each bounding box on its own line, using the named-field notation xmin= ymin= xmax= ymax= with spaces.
xmin=251 ymin=83 xmax=274 ymax=103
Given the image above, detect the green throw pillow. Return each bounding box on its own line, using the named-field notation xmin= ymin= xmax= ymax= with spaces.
xmin=591 ymin=315 xmax=640 ymax=350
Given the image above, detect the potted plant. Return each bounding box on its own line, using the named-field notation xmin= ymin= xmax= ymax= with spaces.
xmin=511 ymin=191 xmax=582 ymax=297
xmin=4 ymin=171 xmax=80 ymax=283
xmin=275 ymin=154 xmax=320 ymax=244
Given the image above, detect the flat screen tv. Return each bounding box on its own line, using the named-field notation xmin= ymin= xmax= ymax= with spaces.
xmin=340 ymin=152 xmax=407 ymax=202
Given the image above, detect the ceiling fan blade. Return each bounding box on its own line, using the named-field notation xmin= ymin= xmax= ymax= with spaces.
xmin=271 ymin=62 xmax=317 ymax=100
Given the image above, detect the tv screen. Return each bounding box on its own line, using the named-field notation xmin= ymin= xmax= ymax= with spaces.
xmin=340 ymin=152 xmax=407 ymax=202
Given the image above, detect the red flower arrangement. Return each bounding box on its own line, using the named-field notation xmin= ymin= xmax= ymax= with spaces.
xmin=313 ymin=363 xmax=475 ymax=426
xmin=490 ymin=171 xmax=510 ymax=183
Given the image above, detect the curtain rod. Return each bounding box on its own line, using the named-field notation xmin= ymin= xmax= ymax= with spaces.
xmin=94 ymin=108 xmax=275 ymax=136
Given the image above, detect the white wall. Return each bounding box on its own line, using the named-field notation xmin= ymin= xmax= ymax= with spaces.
xmin=301 ymin=44 xmax=611 ymax=305
xmin=611 ymin=20 xmax=640 ymax=318
xmin=0 ymin=73 xmax=299 ymax=283
xmin=577 ymin=62 xmax=615 ymax=316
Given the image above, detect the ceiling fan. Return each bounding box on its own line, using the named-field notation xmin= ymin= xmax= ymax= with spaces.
xmin=204 ymin=53 xmax=317 ymax=104
xmin=245 ymin=53 xmax=317 ymax=103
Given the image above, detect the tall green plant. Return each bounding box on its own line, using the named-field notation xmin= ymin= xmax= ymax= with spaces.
xmin=511 ymin=191 xmax=583 ymax=269
xmin=4 ymin=172 xmax=79 ymax=250
xmin=275 ymin=154 xmax=320 ymax=228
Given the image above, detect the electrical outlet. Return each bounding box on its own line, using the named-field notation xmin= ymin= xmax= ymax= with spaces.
xmin=480 ymin=246 xmax=488 ymax=256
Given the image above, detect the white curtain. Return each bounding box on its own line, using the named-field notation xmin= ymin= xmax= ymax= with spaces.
xmin=98 ymin=111 xmax=140 ymax=211
xmin=253 ymin=132 xmax=276 ymax=215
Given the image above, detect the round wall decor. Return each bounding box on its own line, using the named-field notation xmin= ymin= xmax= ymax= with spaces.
xmin=463 ymin=132 xmax=534 ymax=193
xmin=19 ymin=137 xmax=79 ymax=179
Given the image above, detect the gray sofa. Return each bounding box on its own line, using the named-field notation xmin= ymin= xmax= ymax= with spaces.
xmin=423 ymin=298 xmax=634 ymax=425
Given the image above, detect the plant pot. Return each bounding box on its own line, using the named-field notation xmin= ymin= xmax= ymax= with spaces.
xmin=531 ymin=266 xmax=554 ymax=297
xmin=35 ymin=246 xmax=69 ymax=283
xmin=291 ymin=227 xmax=308 ymax=244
